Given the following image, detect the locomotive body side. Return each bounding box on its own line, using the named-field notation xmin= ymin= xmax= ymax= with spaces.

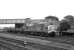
xmin=5 ymin=17 xmax=59 ymax=37
xmin=22 ymin=20 xmax=59 ymax=37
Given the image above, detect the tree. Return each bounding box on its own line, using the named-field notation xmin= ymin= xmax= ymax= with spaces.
xmin=58 ymin=20 xmax=71 ymax=31
xmin=64 ymin=15 xmax=74 ymax=25
xmin=57 ymin=20 xmax=71 ymax=36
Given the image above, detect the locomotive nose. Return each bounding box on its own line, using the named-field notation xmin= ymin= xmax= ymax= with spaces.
xmin=48 ymin=25 xmax=57 ymax=33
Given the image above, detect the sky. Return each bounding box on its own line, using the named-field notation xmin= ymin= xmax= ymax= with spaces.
xmin=0 ymin=0 xmax=74 ymax=27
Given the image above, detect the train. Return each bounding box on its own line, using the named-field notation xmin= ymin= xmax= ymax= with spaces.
xmin=3 ymin=16 xmax=74 ymax=37
xmin=4 ymin=16 xmax=60 ymax=37
xmin=1 ymin=16 xmax=74 ymax=37
xmin=5 ymin=24 xmax=59 ymax=37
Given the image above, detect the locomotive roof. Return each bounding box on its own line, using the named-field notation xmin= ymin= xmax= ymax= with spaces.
xmin=45 ymin=16 xmax=59 ymax=21
xmin=31 ymin=19 xmax=47 ymax=24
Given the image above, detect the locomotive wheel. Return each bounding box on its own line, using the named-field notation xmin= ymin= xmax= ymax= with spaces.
xmin=30 ymin=31 xmax=34 ymax=35
xmin=31 ymin=32 xmax=36 ymax=36
xmin=36 ymin=32 xmax=41 ymax=36
xmin=40 ymin=32 xmax=47 ymax=37
xmin=26 ymin=31 xmax=31 ymax=35
xmin=48 ymin=32 xmax=55 ymax=37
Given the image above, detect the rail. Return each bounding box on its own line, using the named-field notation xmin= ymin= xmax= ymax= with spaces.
xmin=0 ymin=33 xmax=74 ymax=50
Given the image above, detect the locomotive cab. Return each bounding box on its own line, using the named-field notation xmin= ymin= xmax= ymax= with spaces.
xmin=47 ymin=24 xmax=58 ymax=37
xmin=45 ymin=16 xmax=59 ymax=37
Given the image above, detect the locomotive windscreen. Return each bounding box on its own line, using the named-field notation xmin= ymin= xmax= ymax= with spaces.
xmin=48 ymin=25 xmax=57 ymax=33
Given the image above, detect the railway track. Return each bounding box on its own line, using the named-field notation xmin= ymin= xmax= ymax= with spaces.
xmin=5 ymin=32 xmax=74 ymax=45
xmin=20 ymin=34 xmax=74 ymax=45
xmin=0 ymin=35 xmax=68 ymax=50
xmin=0 ymin=33 xmax=74 ymax=50
xmin=0 ymin=45 xmax=12 ymax=50
xmin=0 ymin=36 xmax=69 ymax=50
xmin=0 ymin=37 xmax=29 ymax=50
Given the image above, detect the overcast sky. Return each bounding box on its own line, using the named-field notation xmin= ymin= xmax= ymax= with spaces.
xmin=0 ymin=0 xmax=74 ymax=20
xmin=0 ymin=0 xmax=74 ymax=27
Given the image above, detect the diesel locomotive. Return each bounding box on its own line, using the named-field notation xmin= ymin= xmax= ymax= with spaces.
xmin=5 ymin=16 xmax=60 ymax=37
xmin=6 ymin=16 xmax=59 ymax=36
xmin=2 ymin=15 xmax=74 ymax=37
